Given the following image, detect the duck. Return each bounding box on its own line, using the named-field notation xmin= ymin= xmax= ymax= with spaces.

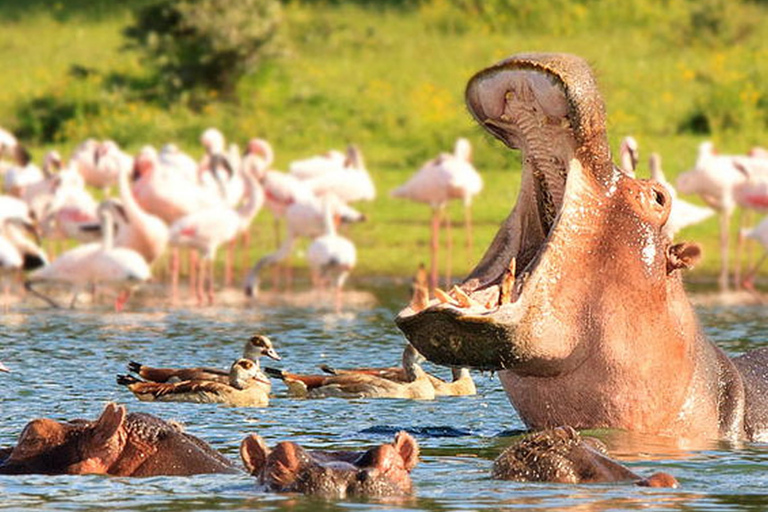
xmin=117 ymin=358 xmax=271 ymax=407
xmin=318 ymin=363 xmax=476 ymax=397
xmin=127 ymin=334 xmax=280 ymax=384
xmin=264 ymin=344 xmax=435 ymax=400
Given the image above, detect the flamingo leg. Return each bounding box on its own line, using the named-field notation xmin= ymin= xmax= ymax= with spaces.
xmin=444 ymin=206 xmax=453 ymax=289
xmin=170 ymin=248 xmax=180 ymax=305
xmin=719 ymin=210 xmax=731 ymax=292
xmin=195 ymin=254 xmax=205 ymax=306
xmin=464 ymin=202 xmax=473 ymax=262
xmin=741 ymin=251 xmax=768 ymax=295
xmin=115 ymin=289 xmax=131 ymax=312
xmin=734 ymin=210 xmax=747 ymax=288
xmin=429 ymin=207 xmax=440 ymax=292
xmin=189 ymin=249 xmax=199 ymax=298
xmin=225 ymin=238 xmax=235 ymax=287
xmin=207 ymin=257 xmax=215 ymax=306
xmin=240 ymin=228 xmax=252 ymax=281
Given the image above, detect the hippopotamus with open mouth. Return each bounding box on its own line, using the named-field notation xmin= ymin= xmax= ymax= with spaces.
xmin=396 ymin=53 xmax=768 ymax=443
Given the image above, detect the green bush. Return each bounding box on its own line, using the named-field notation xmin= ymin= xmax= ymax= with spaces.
xmin=124 ymin=0 xmax=284 ymax=99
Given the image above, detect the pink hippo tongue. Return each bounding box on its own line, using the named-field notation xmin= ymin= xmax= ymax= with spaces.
xmin=395 ymin=53 xmax=626 ymax=370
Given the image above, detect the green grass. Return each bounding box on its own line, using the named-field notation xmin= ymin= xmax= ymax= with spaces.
xmin=2 ymin=0 xmax=768 ymax=285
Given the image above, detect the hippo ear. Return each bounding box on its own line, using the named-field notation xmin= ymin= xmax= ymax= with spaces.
xmin=393 ymin=431 xmax=419 ymax=472
xmin=666 ymin=242 xmax=702 ymax=274
xmin=92 ymin=403 xmax=126 ymax=447
xmin=240 ymin=434 xmax=270 ymax=476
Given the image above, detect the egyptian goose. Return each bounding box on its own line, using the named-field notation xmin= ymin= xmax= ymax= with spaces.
xmin=127 ymin=334 xmax=280 ymax=384
xmin=319 ymin=364 xmax=475 ymax=397
xmin=117 ymin=358 xmax=270 ymax=407
xmin=264 ymin=344 xmax=435 ymax=400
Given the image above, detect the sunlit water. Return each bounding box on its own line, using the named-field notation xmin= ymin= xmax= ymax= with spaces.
xmin=1 ymin=284 xmax=767 ymax=511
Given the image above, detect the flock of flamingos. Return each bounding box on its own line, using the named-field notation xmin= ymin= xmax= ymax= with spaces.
xmin=1 ymin=124 xmax=768 ymax=312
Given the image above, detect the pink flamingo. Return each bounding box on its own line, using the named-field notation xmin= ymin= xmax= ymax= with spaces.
xmin=289 ymin=149 xmax=346 ymax=180
xmin=677 ymin=142 xmax=750 ymax=291
xmin=25 ymin=204 xmax=151 ymax=310
xmin=169 ymin=162 xmax=264 ymax=305
xmin=243 ymin=192 xmax=364 ymax=297
xmin=303 ymin=145 xmax=376 ymax=204
xmin=391 ymin=138 xmax=483 ymax=290
xmin=242 ymin=138 xmax=315 ymax=245
xmin=619 ymin=136 xmax=639 ymax=176
xmin=649 ymin=153 xmax=714 ymax=239
xmin=100 ymin=160 xmax=169 ymax=266
xmin=307 ymin=198 xmax=357 ymax=312
xmin=0 ymin=215 xmax=47 ymax=306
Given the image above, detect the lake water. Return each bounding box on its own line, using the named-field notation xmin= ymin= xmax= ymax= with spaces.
xmin=1 ymin=283 xmax=767 ymax=511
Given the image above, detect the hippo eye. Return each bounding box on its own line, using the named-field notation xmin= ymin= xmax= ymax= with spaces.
xmin=653 ymin=189 xmax=666 ymax=207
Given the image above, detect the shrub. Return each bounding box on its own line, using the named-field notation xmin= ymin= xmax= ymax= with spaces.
xmin=123 ymin=0 xmax=284 ymax=99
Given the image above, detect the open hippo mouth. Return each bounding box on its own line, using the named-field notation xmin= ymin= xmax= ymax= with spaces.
xmin=395 ymin=53 xmax=624 ymax=370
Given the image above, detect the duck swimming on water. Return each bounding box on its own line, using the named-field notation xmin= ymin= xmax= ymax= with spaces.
xmin=127 ymin=334 xmax=280 ymax=384
xmin=117 ymin=358 xmax=271 ymax=407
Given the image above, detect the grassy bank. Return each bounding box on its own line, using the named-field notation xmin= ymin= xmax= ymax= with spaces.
xmin=2 ymin=0 xmax=768 ymax=284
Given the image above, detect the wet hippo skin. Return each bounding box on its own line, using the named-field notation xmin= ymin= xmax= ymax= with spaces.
xmin=0 ymin=403 xmax=238 ymax=475
xmin=240 ymin=431 xmax=419 ymax=498
xmin=493 ymin=426 xmax=678 ymax=487
xmin=395 ymin=53 xmax=768 ymax=443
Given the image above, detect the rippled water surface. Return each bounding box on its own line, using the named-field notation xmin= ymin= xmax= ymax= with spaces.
xmin=1 ymin=285 xmax=767 ymax=511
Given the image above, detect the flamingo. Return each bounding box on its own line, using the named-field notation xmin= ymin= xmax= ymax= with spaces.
xmin=677 ymin=142 xmax=751 ymax=291
xmin=289 ymin=149 xmax=346 ymax=180
xmin=303 ymin=145 xmax=376 ymax=203
xmin=0 ymin=215 xmax=47 ymax=306
xmin=649 ymin=153 xmax=714 ymax=238
xmin=243 ymin=192 xmax=364 ymax=297
xmin=90 ymin=158 xmax=169 ymax=267
xmin=159 ymin=143 xmax=197 ymax=183
xmin=242 ymin=138 xmax=315 ymax=246
xmin=0 ymin=127 xmax=19 ymax=175
xmin=618 ymin=136 xmax=639 ymax=176
xmin=307 ymin=197 xmax=357 ymax=312
xmin=3 ymin=147 xmax=44 ymax=198
xmin=199 ymin=127 xmax=238 ymax=205
xmin=391 ymin=138 xmax=483 ymax=290
xmin=169 ymin=161 xmax=264 ymax=305
xmin=739 ymin=217 xmax=768 ymax=290
xmin=93 ymin=140 xmax=133 ymax=196
xmin=25 ymin=204 xmax=151 ymax=310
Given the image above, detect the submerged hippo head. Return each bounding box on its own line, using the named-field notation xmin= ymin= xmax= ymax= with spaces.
xmin=493 ymin=426 xmax=678 ymax=487
xmin=0 ymin=403 xmax=236 ymax=476
xmin=394 ymin=53 xmax=752 ymax=441
xmin=240 ymin=431 xmax=419 ymax=498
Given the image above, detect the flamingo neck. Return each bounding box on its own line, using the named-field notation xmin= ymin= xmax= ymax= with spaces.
xmin=100 ymin=208 xmax=115 ymax=250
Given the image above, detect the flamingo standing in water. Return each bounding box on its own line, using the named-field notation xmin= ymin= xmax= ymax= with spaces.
xmin=25 ymin=204 xmax=151 ymax=310
xmin=307 ymin=197 xmax=357 ymax=312
xmin=243 ymin=192 xmax=364 ymax=297
xmin=391 ymin=138 xmax=482 ymax=290
xmin=677 ymin=141 xmax=768 ymax=290
xmin=169 ymin=161 xmax=264 ymax=305
xmin=0 ymin=215 xmax=47 ymax=306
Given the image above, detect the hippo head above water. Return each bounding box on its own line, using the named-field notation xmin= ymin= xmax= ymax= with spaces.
xmin=396 ymin=53 xmax=768 ymax=443
xmin=0 ymin=403 xmax=237 ymax=476
xmin=240 ymin=431 xmax=419 ymax=498
xmin=493 ymin=426 xmax=678 ymax=487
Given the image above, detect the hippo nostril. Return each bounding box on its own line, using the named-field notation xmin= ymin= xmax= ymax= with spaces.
xmin=357 ymin=469 xmax=371 ymax=482
xmin=653 ymin=188 xmax=666 ymax=207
